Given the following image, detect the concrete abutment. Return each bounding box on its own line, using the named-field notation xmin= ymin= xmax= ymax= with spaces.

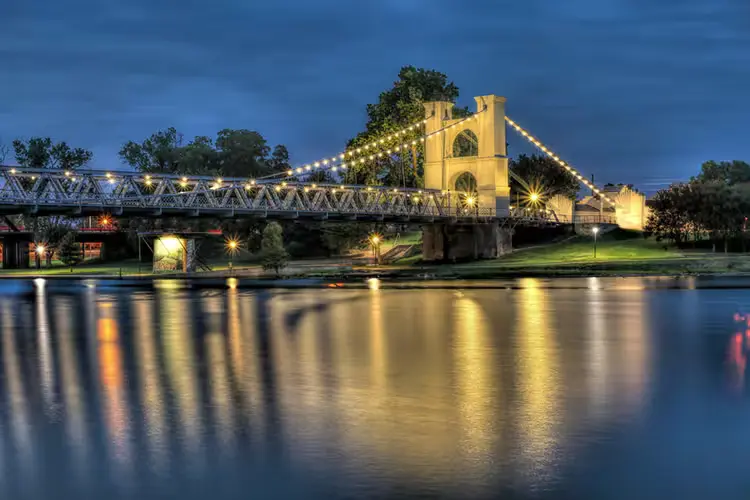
xmin=422 ymin=223 xmax=512 ymax=262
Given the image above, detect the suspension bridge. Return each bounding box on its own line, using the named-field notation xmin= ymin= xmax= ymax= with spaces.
xmin=0 ymin=93 xmax=627 ymax=265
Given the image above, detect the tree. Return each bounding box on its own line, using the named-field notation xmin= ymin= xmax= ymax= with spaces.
xmin=509 ymin=154 xmax=580 ymax=201
xmin=214 ymin=129 xmax=273 ymax=178
xmin=118 ymin=127 xmax=182 ymax=173
xmin=267 ymin=145 xmax=292 ymax=174
xmin=120 ymin=128 xmax=286 ymax=178
xmin=178 ymin=136 xmax=219 ymax=175
xmin=13 ymin=137 xmax=92 ymax=170
xmin=260 ymin=222 xmax=288 ymax=276
xmin=692 ymin=160 xmax=750 ymax=185
xmin=58 ymin=232 xmax=83 ymax=268
xmin=345 ymin=66 xmax=465 ymax=187
xmin=645 ymin=183 xmax=695 ymax=244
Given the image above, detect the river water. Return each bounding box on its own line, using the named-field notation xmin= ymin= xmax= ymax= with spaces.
xmin=0 ymin=277 xmax=749 ymax=499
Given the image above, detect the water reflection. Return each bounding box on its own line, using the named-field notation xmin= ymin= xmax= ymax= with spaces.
xmin=97 ymin=300 xmax=133 ymax=487
xmin=0 ymin=278 xmax=738 ymax=498
xmin=514 ymin=278 xmax=561 ymax=486
xmin=132 ymin=295 xmax=168 ymax=475
xmin=56 ymin=296 xmax=90 ymax=483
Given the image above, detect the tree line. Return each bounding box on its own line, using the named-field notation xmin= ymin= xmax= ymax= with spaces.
xmin=646 ymin=160 xmax=750 ymax=252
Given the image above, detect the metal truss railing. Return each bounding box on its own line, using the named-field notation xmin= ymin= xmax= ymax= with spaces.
xmin=0 ymin=167 xmax=564 ymax=225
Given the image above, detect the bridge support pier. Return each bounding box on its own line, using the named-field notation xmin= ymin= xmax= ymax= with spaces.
xmin=1 ymin=238 xmax=30 ymax=269
xmin=422 ymin=222 xmax=512 ymax=262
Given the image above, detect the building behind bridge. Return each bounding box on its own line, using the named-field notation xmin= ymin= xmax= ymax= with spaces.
xmin=548 ymin=184 xmax=651 ymax=231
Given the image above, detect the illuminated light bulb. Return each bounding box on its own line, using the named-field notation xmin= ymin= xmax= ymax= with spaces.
xmin=216 ymin=178 xmax=223 ymax=183
xmin=332 ymin=189 xmax=337 ymax=194
xmin=245 ymin=183 xmax=252 ymax=190
xmin=330 ymin=158 xmax=337 ymax=163
xmin=420 ymin=138 xmax=425 ymax=142
xmin=274 ymin=186 xmax=281 ymax=192
xmin=386 ymin=149 xmax=392 ymax=154
xmin=312 ymin=184 xmax=317 ymax=188
xmin=251 ymin=179 xmax=256 ymax=185
xmin=393 ymin=188 xmax=398 ymax=193
xmin=31 ymin=176 xmax=36 ymax=180
xmin=341 ymin=164 xmax=347 ymax=169
xmin=359 ymin=159 xmax=365 ymax=164
xmin=304 ymin=187 xmax=310 ymax=193
xmin=369 ymin=155 xmax=374 ymax=160
xmin=331 ymin=167 xmax=338 ymax=172
xmin=411 ymin=140 xmax=417 ymax=146
xmin=70 ymin=177 xmax=76 ymax=182
xmin=281 ymin=182 xmax=287 ymax=187
xmin=314 ymin=162 xmax=320 ymax=168
xmin=145 ymin=179 xmax=152 ymax=186
xmin=305 ymin=165 xmax=312 ymax=171
xmin=322 ymin=160 xmax=328 ymax=166
xmin=346 ymin=152 xmax=353 ymax=157
xmin=296 ymin=168 xmax=303 ymax=174
xmin=367 ymin=187 xmax=372 ymax=191
xmin=9 ymin=168 xmax=16 ymax=174
xmin=108 ymin=179 xmax=115 ymax=184
xmin=106 ymin=172 xmax=112 ymax=178
xmin=339 ymin=154 xmax=344 ymax=160
xmin=340 ymin=185 xmax=345 ymax=189
xmin=356 ymin=148 xmax=362 ymax=154
xmin=379 ymin=139 xmax=384 ymax=144
xmin=377 ymin=152 xmax=383 ymax=158
xmin=64 ymin=171 xmax=71 ymax=177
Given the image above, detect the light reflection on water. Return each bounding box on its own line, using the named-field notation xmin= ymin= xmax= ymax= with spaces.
xmin=0 ymin=277 xmax=748 ymax=498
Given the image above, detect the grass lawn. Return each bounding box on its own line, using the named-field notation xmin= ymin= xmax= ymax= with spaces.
xmin=474 ymin=230 xmax=681 ymax=268
xmin=388 ymin=229 xmax=750 ymax=277
xmin=0 ymin=257 xmax=265 ymax=277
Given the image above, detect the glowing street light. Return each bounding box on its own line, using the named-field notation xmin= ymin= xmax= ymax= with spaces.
xmin=35 ymin=243 xmax=46 ymax=270
xmin=369 ymin=234 xmax=381 ymax=265
xmin=592 ymin=226 xmax=600 ymax=258
xmin=529 ymin=192 xmax=540 ymax=202
xmin=225 ymin=238 xmax=240 ymax=275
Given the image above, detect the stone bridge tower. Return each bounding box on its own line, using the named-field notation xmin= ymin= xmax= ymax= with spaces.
xmin=423 ymin=95 xmax=511 ymax=214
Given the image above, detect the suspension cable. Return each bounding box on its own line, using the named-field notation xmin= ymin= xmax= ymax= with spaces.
xmin=505 ymin=116 xmax=617 ymax=207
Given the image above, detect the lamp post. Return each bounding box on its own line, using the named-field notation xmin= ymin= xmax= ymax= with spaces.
xmin=370 ymin=235 xmax=381 ymax=265
xmin=592 ymin=226 xmax=599 ymax=258
xmin=226 ymin=239 xmax=238 ymax=275
xmin=35 ymin=244 xmax=45 ymax=269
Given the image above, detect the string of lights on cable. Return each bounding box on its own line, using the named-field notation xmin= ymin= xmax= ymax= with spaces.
xmin=256 ymin=116 xmax=433 ymax=180
xmin=504 ymin=116 xmax=616 ymax=207
xmin=273 ymin=109 xmax=487 ymax=180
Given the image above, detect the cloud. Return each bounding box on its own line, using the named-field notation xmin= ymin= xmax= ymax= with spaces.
xmin=1 ymin=0 xmax=749 ymax=187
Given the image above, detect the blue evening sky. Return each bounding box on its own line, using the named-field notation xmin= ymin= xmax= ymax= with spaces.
xmin=2 ymin=0 xmax=749 ymax=192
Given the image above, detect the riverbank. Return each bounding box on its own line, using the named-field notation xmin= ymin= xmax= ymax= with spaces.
xmin=1 ymin=231 xmax=747 ymax=281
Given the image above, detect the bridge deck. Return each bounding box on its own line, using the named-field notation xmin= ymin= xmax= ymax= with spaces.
xmin=0 ymin=167 xmax=565 ymax=225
